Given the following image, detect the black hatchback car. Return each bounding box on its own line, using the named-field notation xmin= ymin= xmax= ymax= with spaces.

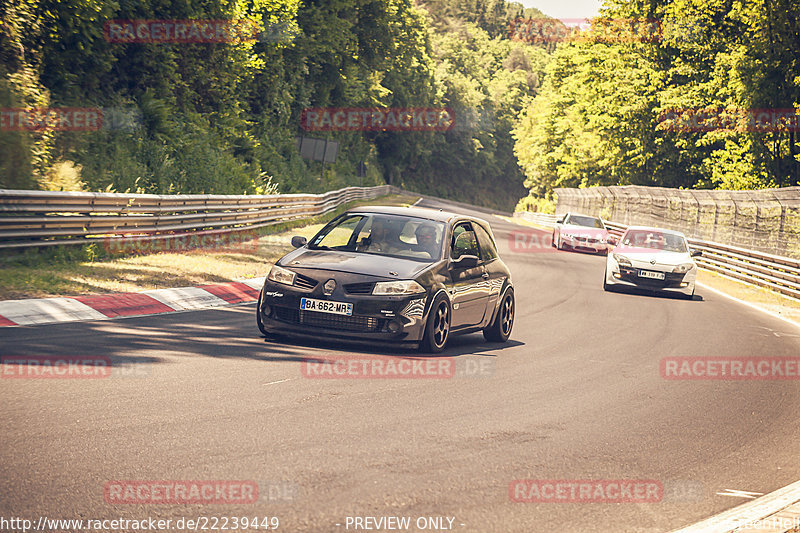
xmin=256 ymin=206 xmax=514 ymax=352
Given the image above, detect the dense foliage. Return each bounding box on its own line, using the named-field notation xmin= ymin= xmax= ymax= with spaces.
xmin=1 ymin=0 xmax=549 ymax=210
xmin=5 ymin=0 xmax=795 ymax=212
xmin=513 ymin=0 xmax=800 ymax=206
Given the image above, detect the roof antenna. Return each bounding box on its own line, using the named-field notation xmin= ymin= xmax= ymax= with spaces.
xmin=439 ymin=208 xmax=443 ymax=212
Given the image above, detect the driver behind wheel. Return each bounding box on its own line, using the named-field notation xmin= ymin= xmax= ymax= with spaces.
xmin=358 ymin=217 xmax=403 ymax=254
xmin=414 ymin=223 xmax=439 ymax=258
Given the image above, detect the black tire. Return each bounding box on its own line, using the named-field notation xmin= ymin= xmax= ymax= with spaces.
xmin=256 ymin=289 xmax=269 ymax=336
xmin=551 ymin=231 xmax=557 ymax=248
xmin=420 ymin=293 xmax=451 ymax=353
xmin=603 ymin=269 xmax=613 ymax=292
xmin=483 ymin=288 xmax=515 ymax=343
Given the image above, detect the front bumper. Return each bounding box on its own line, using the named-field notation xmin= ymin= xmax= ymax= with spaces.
xmin=257 ymin=278 xmax=430 ymax=344
xmin=605 ymin=264 xmax=695 ymax=295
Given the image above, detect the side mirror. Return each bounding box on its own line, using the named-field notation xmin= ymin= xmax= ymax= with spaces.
xmin=291 ymin=236 xmax=307 ymax=248
xmin=690 ymin=249 xmax=702 ymax=257
xmin=452 ymin=254 xmax=479 ymax=269
xmin=607 ymin=236 xmax=618 ymax=246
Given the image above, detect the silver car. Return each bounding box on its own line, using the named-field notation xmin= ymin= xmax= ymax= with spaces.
xmin=603 ymin=226 xmax=702 ymax=299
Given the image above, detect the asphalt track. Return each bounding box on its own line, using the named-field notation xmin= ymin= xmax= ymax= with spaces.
xmin=1 ymin=198 xmax=800 ymax=532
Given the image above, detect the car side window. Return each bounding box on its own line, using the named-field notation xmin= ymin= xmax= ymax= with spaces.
xmin=473 ymin=224 xmax=498 ymax=261
xmin=451 ymin=223 xmax=479 ymax=260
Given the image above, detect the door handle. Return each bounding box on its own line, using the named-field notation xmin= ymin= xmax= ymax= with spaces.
xmin=481 ymin=272 xmax=490 ymax=279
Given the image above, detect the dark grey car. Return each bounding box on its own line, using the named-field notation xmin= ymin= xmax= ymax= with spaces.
xmin=256 ymin=206 xmax=514 ymax=352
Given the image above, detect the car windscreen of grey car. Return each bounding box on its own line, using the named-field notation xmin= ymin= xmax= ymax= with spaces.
xmin=309 ymin=213 xmax=446 ymax=261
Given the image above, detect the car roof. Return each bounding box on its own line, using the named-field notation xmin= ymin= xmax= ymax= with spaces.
xmin=346 ymin=205 xmax=488 ymax=226
xmin=624 ymin=225 xmax=687 ymax=237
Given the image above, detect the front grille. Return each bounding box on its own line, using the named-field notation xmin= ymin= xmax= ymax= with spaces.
xmin=273 ymin=307 xmax=381 ymax=332
xmin=294 ymin=273 xmax=317 ymax=290
xmin=344 ymin=282 xmax=375 ymax=295
xmin=619 ymin=267 xmax=685 ymax=288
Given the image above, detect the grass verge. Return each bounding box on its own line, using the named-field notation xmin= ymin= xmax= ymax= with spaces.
xmin=0 ymin=193 xmax=420 ymax=301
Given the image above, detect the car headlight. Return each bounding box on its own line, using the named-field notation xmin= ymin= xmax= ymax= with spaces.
xmin=673 ymin=263 xmax=695 ymax=274
xmin=267 ymin=265 xmax=296 ymax=286
xmin=613 ymin=254 xmax=632 ymax=267
xmin=372 ymin=280 xmax=426 ymax=296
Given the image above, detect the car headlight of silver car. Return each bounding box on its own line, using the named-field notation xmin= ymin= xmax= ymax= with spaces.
xmin=372 ymin=280 xmax=426 ymax=296
xmin=672 ymin=263 xmax=695 ymax=274
xmin=267 ymin=265 xmax=296 ymax=286
xmin=613 ymin=253 xmax=632 ymax=267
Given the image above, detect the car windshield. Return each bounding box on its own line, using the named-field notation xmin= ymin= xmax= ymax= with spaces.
xmin=309 ymin=213 xmax=445 ymax=261
xmin=622 ymin=230 xmax=688 ymax=252
xmin=566 ymin=215 xmax=605 ymax=229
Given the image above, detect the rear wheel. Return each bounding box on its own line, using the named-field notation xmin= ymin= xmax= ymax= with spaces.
xmin=483 ymin=288 xmax=514 ymax=343
xmin=421 ymin=294 xmax=451 ymax=353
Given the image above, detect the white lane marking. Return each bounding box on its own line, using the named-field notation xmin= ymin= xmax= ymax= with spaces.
xmin=240 ymin=277 xmax=266 ymax=290
xmin=696 ymin=281 xmax=800 ymax=331
xmin=670 ymin=479 xmax=800 ymax=532
xmin=143 ymin=286 xmax=228 ymax=311
xmin=716 ymin=488 xmax=764 ymax=499
xmin=263 ymin=378 xmax=293 ymax=386
xmin=0 ymin=298 xmax=108 ymax=325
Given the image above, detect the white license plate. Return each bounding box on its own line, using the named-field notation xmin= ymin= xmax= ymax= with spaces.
xmin=300 ymin=298 xmax=353 ymax=316
xmin=638 ymin=270 xmax=665 ymax=280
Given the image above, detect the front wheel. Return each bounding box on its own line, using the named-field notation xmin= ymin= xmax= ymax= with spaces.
xmin=483 ymin=288 xmax=514 ymax=343
xmin=420 ymin=294 xmax=451 ymax=353
xmin=256 ymin=289 xmax=268 ymax=335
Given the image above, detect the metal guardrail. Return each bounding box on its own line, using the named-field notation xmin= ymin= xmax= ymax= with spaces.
xmin=0 ymin=185 xmax=394 ymax=249
xmin=514 ymin=211 xmax=800 ymax=301
xmin=553 ymin=185 xmax=800 ymax=259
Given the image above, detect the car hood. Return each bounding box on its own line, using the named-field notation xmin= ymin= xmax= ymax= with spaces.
xmin=612 ymin=246 xmax=692 ymax=266
xmin=560 ymin=224 xmax=607 ymax=234
xmin=279 ymin=248 xmax=431 ymax=279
